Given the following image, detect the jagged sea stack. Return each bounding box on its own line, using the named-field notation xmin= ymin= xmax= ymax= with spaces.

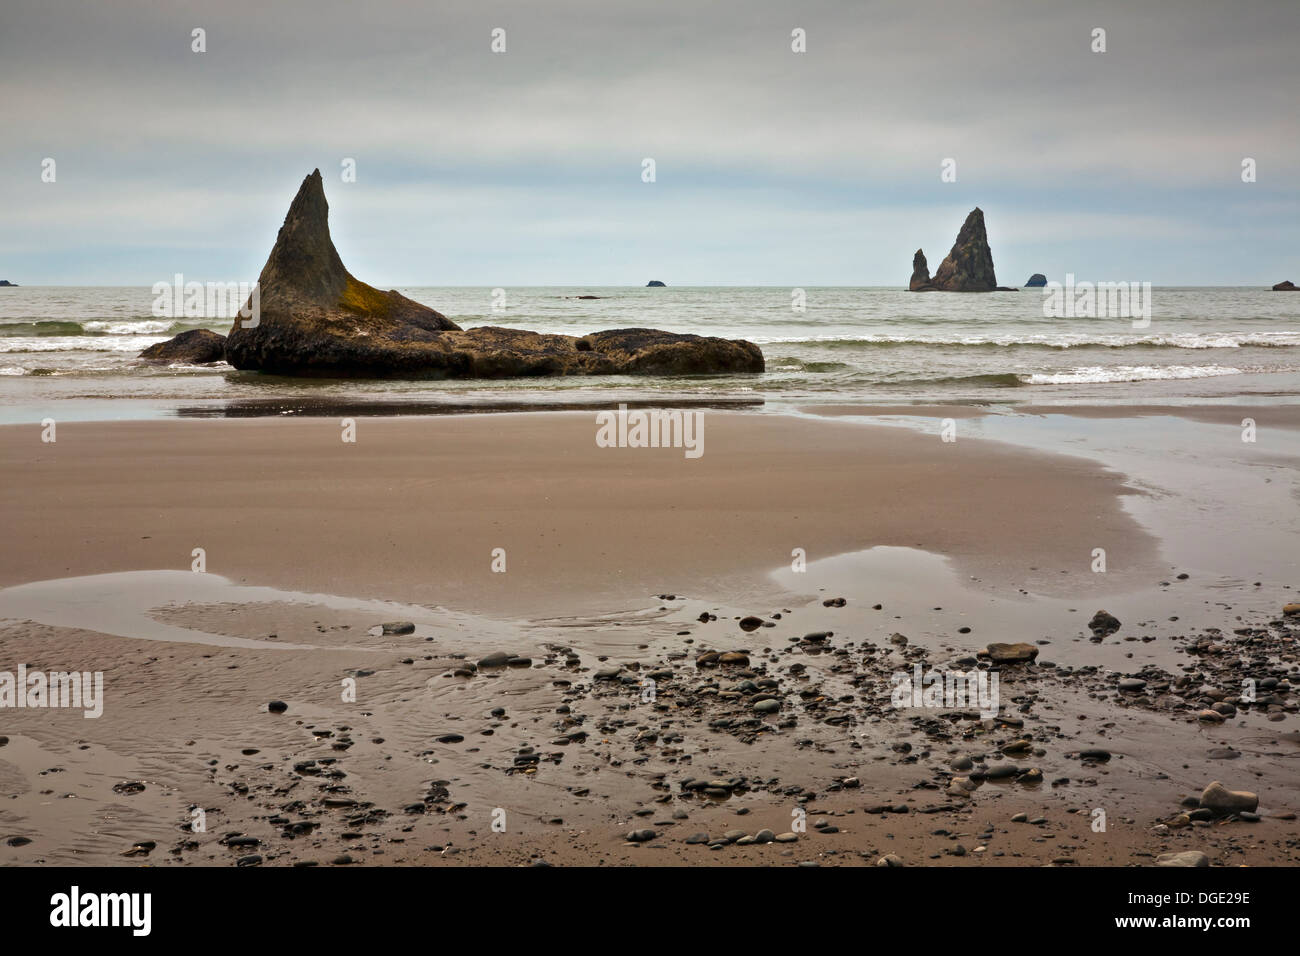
xmin=908 ymin=208 xmax=999 ymax=292
xmin=221 ymin=171 xmax=762 ymax=377
xmin=909 ymin=250 xmax=935 ymax=291
xmin=224 ymin=169 xmax=459 ymax=375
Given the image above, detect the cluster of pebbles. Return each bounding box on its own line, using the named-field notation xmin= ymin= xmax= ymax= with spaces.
xmin=88 ymin=601 xmax=1297 ymax=866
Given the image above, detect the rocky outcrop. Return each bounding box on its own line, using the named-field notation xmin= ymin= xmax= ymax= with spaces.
xmin=909 ymin=250 xmax=935 ymax=291
xmin=1273 ymin=280 xmax=1298 ymax=291
xmin=0 ymin=280 xmax=16 ymax=287
xmin=138 ymin=328 xmax=227 ymax=363
xmin=646 ymin=280 xmax=666 ymax=287
xmin=1025 ymin=273 xmax=1047 ymax=287
xmin=222 ymin=172 xmax=760 ymax=377
xmin=909 ymin=207 xmax=999 ymax=292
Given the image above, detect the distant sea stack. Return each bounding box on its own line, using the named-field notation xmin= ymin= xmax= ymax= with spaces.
xmin=1025 ymin=273 xmax=1047 ymax=287
xmin=907 ymin=208 xmax=999 ymax=292
xmin=0 ymin=280 xmax=17 ymax=287
xmin=647 ymin=280 xmax=666 ymax=287
xmin=210 ymin=171 xmax=761 ymax=377
xmin=1273 ymin=280 xmax=1298 ymax=291
xmin=909 ymin=251 xmax=933 ymax=292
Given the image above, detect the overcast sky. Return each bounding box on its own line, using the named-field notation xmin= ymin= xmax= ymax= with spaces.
xmin=1 ymin=0 xmax=1296 ymax=286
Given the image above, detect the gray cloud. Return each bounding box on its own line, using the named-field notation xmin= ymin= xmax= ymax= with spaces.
xmin=1 ymin=0 xmax=1296 ymax=283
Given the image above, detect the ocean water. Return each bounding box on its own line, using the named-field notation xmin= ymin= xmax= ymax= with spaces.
xmin=1 ymin=285 xmax=1297 ymax=419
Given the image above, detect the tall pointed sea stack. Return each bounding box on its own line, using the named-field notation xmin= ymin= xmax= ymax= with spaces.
xmin=219 ymin=170 xmax=762 ymax=377
xmin=224 ymin=170 xmax=460 ymax=374
xmin=908 ymin=207 xmax=999 ymax=292
xmin=909 ymin=250 xmax=935 ymax=291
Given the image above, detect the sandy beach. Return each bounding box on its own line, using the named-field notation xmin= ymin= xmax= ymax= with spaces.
xmin=1 ymin=408 xmax=1296 ymax=867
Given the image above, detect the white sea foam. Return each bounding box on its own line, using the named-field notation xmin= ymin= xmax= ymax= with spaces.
xmin=82 ymin=319 xmax=175 ymax=335
xmin=750 ymin=332 xmax=1300 ymax=349
xmin=1022 ymin=365 xmax=1244 ymax=385
xmin=0 ymin=336 xmax=167 ymax=353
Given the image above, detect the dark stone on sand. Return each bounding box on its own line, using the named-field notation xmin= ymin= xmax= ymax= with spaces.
xmin=381 ymin=621 xmax=415 ymax=635
xmin=138 ymin=328 xmax=227 ymax=363
xmin=1089 ymin=609 xmax=1122 ymax=637
xmin=646 ymin=280 xmax=666 ymax=287
xmin=1078 ymin=748 xmax=1111 ymax=761
xmin=6 ymin=836 xmax=32 ymax=847
xmin=738 ymin=615 xmax=764 ymax=632
xmin=909 ymin=208 xmax=999 ymax=292
xmin=224 ymin=171 xmax=759 ymax=377
xmin=1024 ymin=273 xmax=1048 ymax=287
xmin=627 ymin=828 xmax=657 ymax=842
xmin=267 ymin=700 xmax=288 ymax=713
xmin=1272 ymin=280 xmax=1298 ymax=291
xmin=979 ymin=642 xmax=1038 ymax=664
xmin=478 ymin=652 xmax=512 ymax=667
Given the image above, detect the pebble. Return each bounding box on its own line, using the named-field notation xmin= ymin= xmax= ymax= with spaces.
xmin=1200 ymin=781 xmax=1258 ymax=815
xmin=1155 ymin=850 xmax=1209 ymax=867
xmin=980 ymin=643 xmax=1038 ymax=664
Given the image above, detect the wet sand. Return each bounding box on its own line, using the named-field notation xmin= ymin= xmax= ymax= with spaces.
xmin=0 ymin=410 xmax=1296 ymax=867
xmin=802 ymin=402 xmax=1300 ymax=428
xmin=0 ymin=412 xmax=1159 ymax=612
